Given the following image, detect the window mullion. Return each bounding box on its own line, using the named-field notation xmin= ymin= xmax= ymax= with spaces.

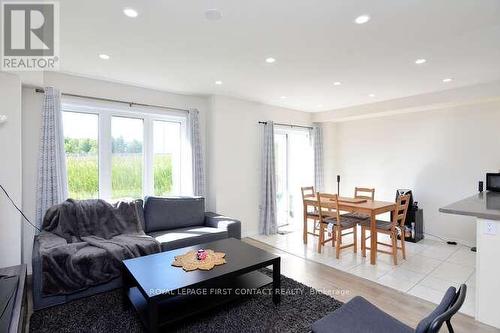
xmin=99 ymin=113 xmax=112 ymax=200
xmin=144 ymin=117 xmax=153 ymax=197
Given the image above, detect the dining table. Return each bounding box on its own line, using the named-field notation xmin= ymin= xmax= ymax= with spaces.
xmin=303 ymin=196 xmax=396 ymax=265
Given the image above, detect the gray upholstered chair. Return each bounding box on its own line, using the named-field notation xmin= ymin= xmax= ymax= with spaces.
xmin=312 ymin=284 xmax=466 ymax=333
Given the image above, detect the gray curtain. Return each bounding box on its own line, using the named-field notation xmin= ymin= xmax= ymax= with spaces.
xmin=189 ymin=109 xmax=205 ymax=197
xmin=259 ymin=121 xmax=278 ymax=235
xmin=35 ymin=87 xmax=68 ymax=229
xmin=313 ymin=123 xmax=324 ymax=192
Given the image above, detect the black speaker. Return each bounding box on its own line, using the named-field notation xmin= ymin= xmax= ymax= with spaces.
xmin=479 ymin=181 xmax=484 ymax=193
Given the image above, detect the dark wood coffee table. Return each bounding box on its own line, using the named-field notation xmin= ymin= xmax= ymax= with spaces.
xmin=122 ymin=238 xmax=281 ymax=332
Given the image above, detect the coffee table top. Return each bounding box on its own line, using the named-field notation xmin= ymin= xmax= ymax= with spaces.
xmin=123 ymin=238 xmax=279 ymax=299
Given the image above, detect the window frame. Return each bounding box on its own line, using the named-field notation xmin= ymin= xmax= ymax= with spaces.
xmin=62 ymin=97 xmax=189 ymax=200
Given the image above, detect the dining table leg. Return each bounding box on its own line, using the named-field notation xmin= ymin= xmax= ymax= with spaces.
xmin=303 ymin=203 xmax=308 ymax=244
xmin=370 ymin=211 xmax=377 ymax=265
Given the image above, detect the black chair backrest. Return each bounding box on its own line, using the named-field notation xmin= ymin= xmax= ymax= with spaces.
xmin=427 ymin=284 xmax=467 ymax=333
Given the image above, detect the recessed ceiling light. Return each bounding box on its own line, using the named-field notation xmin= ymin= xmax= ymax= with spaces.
xmin=215 ymin=80 xmax=222 ymax=85
xmin=354 ymin=15 xmax=370 ymax=24
xmin=415 ymin=58 xmax=427 ymax=65
xmin=123 ymin=8 xmax=138 ymax=18
xmin=368 ymin=93 xmax=375 ymax=97
xmin=280 ymin=96 xmax=287 ymax=99
xmin=99 ymin=54 xmax=110 ymax=60
xmin=317 ymin=104 xmax=323 ymax=108
xmin=205 ymin=9 xmax=222 ymax=21
xmin=333 ymin=81 xmax=342 ymax=86
xmin=442 ymin=78 xmax=453 ymax=83
xmin=265 ymin=57 xmax=276 ymax=63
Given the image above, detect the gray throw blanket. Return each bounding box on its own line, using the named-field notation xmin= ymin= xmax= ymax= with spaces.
xmin=39 ymin=199 xmax=161 ymax=296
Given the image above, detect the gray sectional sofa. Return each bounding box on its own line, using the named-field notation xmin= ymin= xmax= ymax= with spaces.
xmin=32 ymin=196 xmax=241 ymax=310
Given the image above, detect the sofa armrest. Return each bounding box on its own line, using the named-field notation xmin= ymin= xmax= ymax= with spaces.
xmin=32 ymin=234 xmax=41 ymax=279
xmin=32 ymin=232 xmax=70 ymax=310
xmin=32 ymin=234 xmax=43 ymax=310
xmin=204 ymin=212 xmax=241 ymax=239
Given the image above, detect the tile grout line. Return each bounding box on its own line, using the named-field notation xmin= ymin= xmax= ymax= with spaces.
xmin=408 ymin=250 xmax=463 ymax=296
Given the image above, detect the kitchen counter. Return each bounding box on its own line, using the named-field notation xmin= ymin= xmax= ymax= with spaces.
xmin=440 ymin=190 xmax=500 ymax=329
xmin=439 ymin=191 xmax=500 ymax=221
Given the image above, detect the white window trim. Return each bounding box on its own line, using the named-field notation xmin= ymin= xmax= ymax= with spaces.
xmin=62 ymin=97 xmax=190 ymax=200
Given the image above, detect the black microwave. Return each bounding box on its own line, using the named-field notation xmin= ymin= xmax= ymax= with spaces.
xmin=486 ymin=173 xmax=500 ymax=192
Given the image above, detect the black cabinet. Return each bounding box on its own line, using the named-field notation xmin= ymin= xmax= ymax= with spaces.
xmin=401 ymin=209 xmax=424 ymax=243
xmin=0 ymin=264 xmax=26 ymax=333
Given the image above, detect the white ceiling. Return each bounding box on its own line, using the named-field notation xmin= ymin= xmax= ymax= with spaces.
xmin=59 ymin=0 xmax=500 ymax=112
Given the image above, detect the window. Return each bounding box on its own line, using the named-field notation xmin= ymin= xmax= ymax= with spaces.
xmin=62 ymin=99 xmax=189 ymax=201
xmin=63 ymin=112 xmax=99 ymax=199
xmin=153 ymin=120 xmax=181 ymax=196
xmin=111 ymin=116 xmax=144 ymax=199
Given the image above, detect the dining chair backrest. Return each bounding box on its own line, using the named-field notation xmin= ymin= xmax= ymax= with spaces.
xmin=354 ymin=187 xmax=375 ymax=200
xmin=392 ymin=194 xmax=411 ymax=229
xmin=316 ymin=192 xmax=341 ymax=225
xmin=301 ymin=186 xmax=316 ymax=200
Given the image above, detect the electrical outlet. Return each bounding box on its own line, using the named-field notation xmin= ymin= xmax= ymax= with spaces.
xmin=484 ymin=221 xmax=497 ymax=235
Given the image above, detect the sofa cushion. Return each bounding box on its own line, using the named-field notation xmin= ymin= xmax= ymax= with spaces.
xmin=148 ymin=226 xmax=228 ymax=251
xmin=144 ymin=197 xmax=205 ymax=232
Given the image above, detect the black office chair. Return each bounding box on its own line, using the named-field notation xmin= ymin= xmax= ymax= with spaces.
xmin=312 ymin=284 xmax=467 ymax=333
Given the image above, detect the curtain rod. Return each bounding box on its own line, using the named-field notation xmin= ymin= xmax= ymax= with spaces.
xmin=258 ymin=121 xmax=313 ymax=130
xmin=34 ymin=88 xmax=190 ymax=113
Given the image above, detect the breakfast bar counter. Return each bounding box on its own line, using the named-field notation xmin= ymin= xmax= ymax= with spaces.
xmin=440 ymin=191 xmax=500 ymax=329
xmin=440 ymin=191 xmax=500 ymax=221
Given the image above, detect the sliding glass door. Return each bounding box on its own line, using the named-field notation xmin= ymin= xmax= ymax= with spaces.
xmin=275 ymin=132 xmax=288 ymax=227
xmin=274 ymin=126 xmax=314 ymax=229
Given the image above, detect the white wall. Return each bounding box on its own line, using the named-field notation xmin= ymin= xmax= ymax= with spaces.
xmin=207 ymin=95 xmax=312 ymax=236
xmin=0 ymin=72 xmax=22 ymax=268
xmin=21 ymin=72 xmax=211 ymax=268
xmin=322 ymin=121 xmax=338 ymax=193
xmin=21 ymin=88 xmax=43 ymax=270
xmin=324 ymin=100 xmax=500 ymax=246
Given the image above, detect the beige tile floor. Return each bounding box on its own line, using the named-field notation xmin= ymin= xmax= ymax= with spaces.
xmin=251 ymin=227 xmax=476 ymax=316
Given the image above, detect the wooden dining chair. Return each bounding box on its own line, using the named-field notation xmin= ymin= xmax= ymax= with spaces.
xmin=360 ymin=194 xmax=410 ymax=265
xmin=301 ymin=186 xmax=320 ymax=243
xmin=316 ymin=193 xmax=358 ymax=258
xmin=342 ymin=187 xmax=375 ymax=221
xmin=354 ymin=187 xmax=376 ymax=200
